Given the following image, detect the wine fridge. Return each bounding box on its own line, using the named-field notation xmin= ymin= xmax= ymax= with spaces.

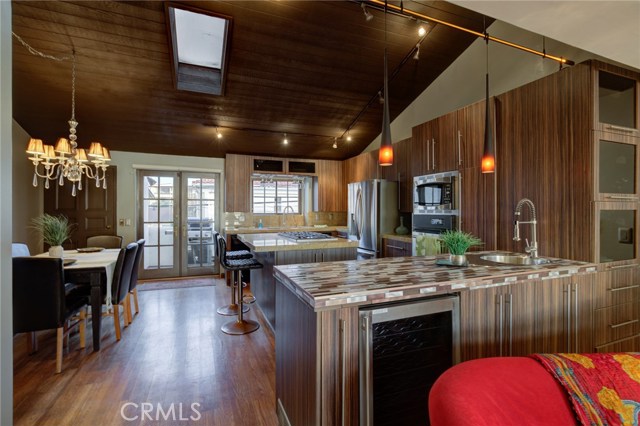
xmin=359 ymin=295 xmax=460 ymax=426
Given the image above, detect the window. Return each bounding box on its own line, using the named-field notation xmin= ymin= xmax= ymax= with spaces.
xmin=252 ymin=178 xmax=301 ymax=214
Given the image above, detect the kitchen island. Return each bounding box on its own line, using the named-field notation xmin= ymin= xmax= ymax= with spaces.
xmin=237 ymin=232 xmax=358 ymax=331
xmin=272 ymin=253 xmax=598 ymax=426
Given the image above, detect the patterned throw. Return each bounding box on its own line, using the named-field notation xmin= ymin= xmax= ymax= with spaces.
xmin=531 ymin=353 xmax=640 ymax=426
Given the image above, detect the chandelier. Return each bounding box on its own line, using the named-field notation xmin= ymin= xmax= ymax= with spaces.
xmin=25 ymin=52 xmax=110 ymax=196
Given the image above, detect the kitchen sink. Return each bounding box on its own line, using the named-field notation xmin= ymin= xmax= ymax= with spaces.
xmin=479 ymin=254 xmax=551 ymax=265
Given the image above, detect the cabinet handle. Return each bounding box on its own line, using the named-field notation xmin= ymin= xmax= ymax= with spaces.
xmin=607 ymin=264 xmax=640 ymax=270
xmin=497 ymin=294 xmax=503 ymax=357
xmin=340 ymin=318 xmax=347 ymax=426
xmin=606 ymin=124 xmax=636 ymax=133
xmin=397 ymin=172 xmax=401 ymax=209
xmin=573 ymin=283 xmax=579 ymax=352
xmin=457 ymin=130 xmax=462 ymax=166
xmin=610 ymin=319 xmax=639 ymax=329
xmin=361 ymin=315 xmax=371 ymax=425
xmin=386 ymin=245 xmax=406 ymax=250
xmin=432 ymin=138 xmax=436 ymax=170
xmin=425 ymin=139 xmax=430 ymax=172
xmin=507 ymin=293 xmax=513 ymax=356
xmin=604 ymin=195 xmax=639 ymax=200
xmin=608 ymin=285 xmax=640 ymax=292
xmin=565 ymin=285 xmax=571 ymax=352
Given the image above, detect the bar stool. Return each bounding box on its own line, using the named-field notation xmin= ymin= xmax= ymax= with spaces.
xmin=215 ymin=233 xmax=253 ymax=316
xmin=217 ymin=237 xmax=263 ymax=335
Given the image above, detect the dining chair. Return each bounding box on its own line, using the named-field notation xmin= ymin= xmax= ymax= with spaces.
xmin=13 ymin=257 xmax=88 ymax=374
xmin=86 ymin=235 xmax=123 ymax=249
xmin=108 ymin=242 xmax=138 ymax=340
xmin=127 ymin=238 xmax=145 ymax=321
xmin=12 ymin=242 xmax=30 ymax=257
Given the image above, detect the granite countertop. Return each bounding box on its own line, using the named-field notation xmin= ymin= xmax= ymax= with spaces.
xmin=238 ymin=232 xmax=359 ymax=253
xmin=382 ymin=233 xmax=412 ymax=243
xmin=273 ymin=252 xmax=598 ymax=311
xmin=225 ymin=225 xmax=348 ymax=235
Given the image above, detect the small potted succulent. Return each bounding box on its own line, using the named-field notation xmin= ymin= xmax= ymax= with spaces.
xmin=439 ymin=230 xmax=483 ymax=265
xmin=31 ymin=213 xmax=74 ymax=258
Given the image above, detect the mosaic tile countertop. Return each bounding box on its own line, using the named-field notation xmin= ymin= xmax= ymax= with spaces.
xmin=225 ymin=226 xmax=348 ymax=235
xmin=273 ymin=252 xmax=598 ymax=311
xmin=238 ymin=232 xmax=358 ymax=253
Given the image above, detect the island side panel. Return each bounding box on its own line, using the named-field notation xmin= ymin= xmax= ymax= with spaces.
xmin=276 ymin=277 xmax=320 ymax=426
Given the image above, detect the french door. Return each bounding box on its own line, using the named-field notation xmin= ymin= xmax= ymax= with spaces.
xmin=138 ymin=170 xmax=219 ymax=279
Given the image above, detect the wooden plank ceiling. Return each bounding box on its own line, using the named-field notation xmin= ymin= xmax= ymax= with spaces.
xmin=12 ymin=1 xmax=488 ymax=160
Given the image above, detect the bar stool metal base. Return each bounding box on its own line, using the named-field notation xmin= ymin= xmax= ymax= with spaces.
xmin=221 ymin=319 xmax=260 ymax=335
xmin=217 ymin=304 xmax=249 ymax=316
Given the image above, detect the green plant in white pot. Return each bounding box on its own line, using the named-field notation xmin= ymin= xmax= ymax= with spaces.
xmin=31 ymin=214 xmax=74 ymax=258
xmin=439 ymin=230 xmax=483 ymax=265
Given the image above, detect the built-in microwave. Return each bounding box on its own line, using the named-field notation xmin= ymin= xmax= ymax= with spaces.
xmin=414 ymin=171 xmax=458 ymax=213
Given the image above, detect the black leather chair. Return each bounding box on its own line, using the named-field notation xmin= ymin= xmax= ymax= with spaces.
xmin=13 ymin=257 xmax=88 ymax=374
xmin=108 ymin=242 xmax=138 ymax=340
xmin=127 ymin=238 xmax=145 ymax=321
xmin=86 ymin=235 xmax=123 ymax=249
xmin=12 ymin=242 xmax=30 ymax=257
xmin=217 ymin=236 xmax=263 ymax=335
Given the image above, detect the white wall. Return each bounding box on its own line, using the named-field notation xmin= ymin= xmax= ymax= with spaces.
xmin=109 ymin=151 xmax=225 ymax=244
xmin=12 ymin=121 xmax=43 ymax=254
xmin=364 ymin=20 xmax=604 ymax=152
xmin=0 ymin=1 xmax=12 ymax=423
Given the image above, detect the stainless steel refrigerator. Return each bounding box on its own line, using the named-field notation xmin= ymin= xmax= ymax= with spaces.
xmin=348 ymin=180 xmax=399 ymax=259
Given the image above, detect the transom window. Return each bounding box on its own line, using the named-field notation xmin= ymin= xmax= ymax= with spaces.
xmin=252 ymin=178 xmax=301 ymax=214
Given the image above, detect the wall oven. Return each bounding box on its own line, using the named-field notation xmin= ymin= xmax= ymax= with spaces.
xmin=414 ymin=171 xmax=459 ymax=214
xmin=359 ymin=295 xmax=460 ymax=426
xmin=412 ymin=214 xmax=456 ymax=256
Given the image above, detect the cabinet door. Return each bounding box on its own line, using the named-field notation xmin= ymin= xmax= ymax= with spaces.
xmin=535 ymin=277 xmax=570 ymax=353
xmin=507 ymin=280 xmax=537 ymax=356
xmin=317 ymin=160 xmax=346 ymax=212
xmin=573 ymin=273 xmax=595 ymax=353
xmin=458 ymin=100 xmax=486 ymax=169
xmin=382 ymin=238 xmax=411 ymax=257
xmin=224 ymin=154 xmax=251 ymax=212
xmin=460 ymin=287 xmax=501 ymax=361
xmin=594 ymin=202 xmax=638 ymax=263
xmin=459 ymin=167 xmax=496 ymax=251
xmin=595 ymin=67 xmax=640 ymax=136
xmin=594 ymin=131 xmax=639 ymax=201
xmin=433 ymin=112 xmax=458 ymax=172
xmin=411 ymin=121 xmax=434 ymax=176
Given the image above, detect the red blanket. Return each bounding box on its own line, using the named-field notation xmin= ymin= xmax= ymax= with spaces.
xmin=531 ymin=353 xmax=640 ymax=426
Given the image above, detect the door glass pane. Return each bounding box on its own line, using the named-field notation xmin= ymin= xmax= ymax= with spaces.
xmin=144 ymin=246 xmax=158 ymax=269
xmin=159 ymin=177 xmax=174 ymax=198
xmin=143 ymin=200 xmax=159 ymax=222
xmin=600 ymin=210 xmax=636 ymax=262
xmin=159 ymin=200 xmax=174 ymax=221
xmin=599 ymin=71 xmax=636 ymax=129
xmin=159 ymin=246 xmax=174 ymax=268
xmin=144 ymin=223 xmax=159 ymax=246
xmin=159 ymin=223 xmax=174 ymax=245
xmin=600 ymin=140 xmax=636 ymax=194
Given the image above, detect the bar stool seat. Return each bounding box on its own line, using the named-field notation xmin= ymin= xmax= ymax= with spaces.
xmin=227 ymin=250 xmax=252 ymax=259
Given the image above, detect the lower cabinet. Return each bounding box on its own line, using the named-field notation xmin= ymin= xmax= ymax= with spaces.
xmin=381 ymin=238 xmax=412 ymax=257
xmin=461 ymin=273 xmax=595 ymax=362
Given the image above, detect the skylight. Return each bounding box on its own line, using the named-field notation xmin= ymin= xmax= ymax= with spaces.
xmin=166 ymin=5 xmax=232 ymax=96
xmin=174 ymin=8 xmax=226 ymax=69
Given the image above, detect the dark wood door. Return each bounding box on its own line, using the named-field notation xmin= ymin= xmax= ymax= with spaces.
xmin=44 ymin=167 xmax=117 ymax=249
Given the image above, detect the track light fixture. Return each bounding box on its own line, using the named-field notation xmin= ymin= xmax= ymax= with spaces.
xmin=361 ymin=2 xmax=373 ymax=21
xmin=378 ymin=91 xmax=384 ymax=104
xmin=346 ymin=131 xmax=352 ymax=142
xmin=418 ymin=26 xmax=426 ymax=37
xmin=283 ymin=133 xmax=288 ymax=145
xmin=216 ymin=127 xmax=222 ymax=139
xmin=333 ymin=137 xmax=338 ymax=149
xmin=413 ymin=43 xmax=420 ymax=60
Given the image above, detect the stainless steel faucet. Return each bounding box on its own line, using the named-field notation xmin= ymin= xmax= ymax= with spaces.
xmin=282 ymin=205 xmax=295 ymax=227
xmin=513 ymin=198 xmax=538 ymax=258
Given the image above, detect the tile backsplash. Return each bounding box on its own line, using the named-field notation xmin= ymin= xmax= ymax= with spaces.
xmin=224 ymin=211 xmax=347 ymax=228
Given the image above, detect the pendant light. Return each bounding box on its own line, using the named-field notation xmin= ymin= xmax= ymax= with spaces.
xmin=481 ymin=31 xmax=495 ymax=174
xmin=379 ymin=0 xmax=393 ymax=167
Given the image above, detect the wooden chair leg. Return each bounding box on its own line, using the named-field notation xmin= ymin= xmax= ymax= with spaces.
xmin=56 ymin=327 xmax=63 ymax=374
xmin=123 ymin=299 xmax=131 ymax=327
xmin=79 ymin=308 xmax=86 ymax=349
xmin=113 ymin=305 xmax=122 ymax=341
xmin=133 ymin=288 xmax=140 ymax=315
xmin=125 ymin=295 xmax=133 ymax=325
xmin=26 ymin=332 xmax=38 ymax=354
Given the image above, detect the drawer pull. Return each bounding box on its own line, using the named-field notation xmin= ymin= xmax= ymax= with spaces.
xmin=386 ymin=245 xmax=406 ymax=250
xmin=604 ymin=195 xmax=639 ymax=200
xmin=610 ymin=319 xmax=639 ymax=329
xmin=606 ymin=124 xmax=636 ymax=133
xmin=608 ymin=264 xmax=640 ymax=270
xmin=608 ymin=285 xmax=640 ymax=292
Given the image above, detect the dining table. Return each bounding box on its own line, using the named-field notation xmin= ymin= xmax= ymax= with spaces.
xmin=36 ymin=248 xmax=121 ymax=351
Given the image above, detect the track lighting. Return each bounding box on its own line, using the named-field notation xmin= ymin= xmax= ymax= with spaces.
xmin=378 ymin=91 xmax=384 ymax=104
xmin=413 ymin=43 xmax=420 ymax=60
xmin=283 ymin=133 xmax=288 ymax=145
xmin=418 ymin=26 xmax=426 ymax=37
xmin=333 ymin=137 xmax=338 ymax=149
xmin=346 ymin=131 xmax=352 ymax=142
xmin=216 ymin=127 xmax=222 ymax=139
xmin=361 ymin=2 xmax=373 ymax=21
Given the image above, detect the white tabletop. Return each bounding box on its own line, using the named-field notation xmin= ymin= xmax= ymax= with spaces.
xmin=37 ymin=249 xmax=120 ymax=308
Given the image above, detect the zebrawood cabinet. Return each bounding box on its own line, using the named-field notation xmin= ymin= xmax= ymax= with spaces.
xmin=275 ymin=279 xmax=359 ymax=426
xmin=381 ymin=237 xmax=411 ymax=257
xmin=224 ymin=153 xmax=252 ymax=212
xmin=459 ymin=166 xmax=496 ymax=251
xmin=594 ymin=65 xmax=640 ymax=137
xmin=316 ymin=159 xmax=346 ymax=211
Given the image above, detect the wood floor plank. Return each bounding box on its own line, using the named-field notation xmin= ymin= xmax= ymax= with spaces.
xmin=13 ymin=280 xmax=278 ymax=426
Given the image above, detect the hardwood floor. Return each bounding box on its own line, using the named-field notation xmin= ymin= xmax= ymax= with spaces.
xmin=13 ymin=281 xmax=278 ymax=426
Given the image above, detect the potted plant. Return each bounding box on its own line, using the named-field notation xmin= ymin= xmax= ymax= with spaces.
xmin=439 ymin=230 xmax=483 ymax=265
xmin=31 ymin=214 xmax=74 ymax=258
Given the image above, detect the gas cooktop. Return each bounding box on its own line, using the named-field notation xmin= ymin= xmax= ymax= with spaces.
xmin=278 ymin=231 xmax=338 ymax=242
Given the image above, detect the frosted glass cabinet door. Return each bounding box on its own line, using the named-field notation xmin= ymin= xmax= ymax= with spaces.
xmin=595 ymin=132 xmax=639 ymax=201
xmin=598 ymin=208 xmax=636 ymax=263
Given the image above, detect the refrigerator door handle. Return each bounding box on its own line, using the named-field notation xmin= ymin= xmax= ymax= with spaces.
xmin=355 ymin=187 xmax=362 ymax=240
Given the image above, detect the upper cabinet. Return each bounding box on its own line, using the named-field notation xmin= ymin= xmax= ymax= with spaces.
xmin=457 ymin=100 xmax=489 ymax=170
xmin=225 ymin=154 xmax=252 ymax=212
xmin=594 ymin=131 xmax=639 ymax=201
xmin=595 ymin=66 xmax=640 ymax=137
xmin=315 ymin=160 xmax=346 ymax=212
xmin=411 ymin=112 xmax=459 ymax=176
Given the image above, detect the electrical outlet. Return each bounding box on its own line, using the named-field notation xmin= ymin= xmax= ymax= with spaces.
xmin=618 ymin=227 xmax=633 ymax=244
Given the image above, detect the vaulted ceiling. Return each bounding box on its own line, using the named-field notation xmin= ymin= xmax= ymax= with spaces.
xmin=12 ymin=1 xmax=489 ymax=160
